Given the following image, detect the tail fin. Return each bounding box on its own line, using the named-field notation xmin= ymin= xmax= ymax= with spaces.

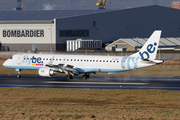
xmin=130 ymin=30 xmax=162 ymax=60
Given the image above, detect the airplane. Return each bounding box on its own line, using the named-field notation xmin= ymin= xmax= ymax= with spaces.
xmin=3 ymin=30 xmax=164 ymax=81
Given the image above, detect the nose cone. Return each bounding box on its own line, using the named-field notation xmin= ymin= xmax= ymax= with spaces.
xmin=3 ymin=60 xmax=9 ymax=67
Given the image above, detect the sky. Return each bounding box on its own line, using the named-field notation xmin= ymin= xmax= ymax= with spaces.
xmin=0 ymin=0 xmax=178 ymax=11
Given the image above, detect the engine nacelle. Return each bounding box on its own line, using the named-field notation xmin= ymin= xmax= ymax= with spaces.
xmin=38 ymin=67 xmax=55 ymax=77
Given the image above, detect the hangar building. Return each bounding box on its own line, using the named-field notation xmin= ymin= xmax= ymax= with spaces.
xmin=105 ymin=38 xmax=180 ymax=52
xmin=1 ymin=5 xmax=180 ymax=51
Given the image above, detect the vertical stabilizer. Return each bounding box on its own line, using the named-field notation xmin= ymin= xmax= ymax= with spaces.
xmin=130 ymin=30 xmax=162 ymax=60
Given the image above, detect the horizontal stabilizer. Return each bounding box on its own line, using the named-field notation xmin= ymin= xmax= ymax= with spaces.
xmin=142 ymin=59 xmax=164 ymax=64
xmin=161 ymin=57 xmax=176 ymax=61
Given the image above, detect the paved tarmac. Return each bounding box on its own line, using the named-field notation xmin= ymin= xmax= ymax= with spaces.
xmin=0 ymin=75 xmax=180 ymax=90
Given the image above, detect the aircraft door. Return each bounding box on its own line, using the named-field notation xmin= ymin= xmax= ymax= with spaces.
xmin=17 ymin=54 xmax=23 ymax=65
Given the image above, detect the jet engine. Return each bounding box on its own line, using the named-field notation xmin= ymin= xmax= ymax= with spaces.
xmin=38 ymin=67 xmax=55 ymax=77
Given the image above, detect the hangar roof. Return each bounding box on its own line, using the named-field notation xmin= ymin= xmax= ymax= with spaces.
xmin=118 ymin=38 xmax=180 ymax=47
xmin=0 ymin=5 xmax=178 ymax=21
xmin=0 ymin=9 xmax=112 ymax=21
xmin=123 ymin=38 xmax=180 ymax=47
xmin=107 ymin=38 xmax=180 ymax=49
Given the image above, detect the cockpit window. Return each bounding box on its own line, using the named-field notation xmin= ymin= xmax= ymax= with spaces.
xmin=9 ymin=56 xmax=13 ymax=59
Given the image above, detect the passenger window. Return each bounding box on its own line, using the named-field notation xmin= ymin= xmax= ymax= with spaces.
xmin=46 ymin=58 xmax=48 ymax=60
xmin=107 ymin=60 xmax=108 ymax=62
xmin=103 ymin=60 xmax=105 ymax=62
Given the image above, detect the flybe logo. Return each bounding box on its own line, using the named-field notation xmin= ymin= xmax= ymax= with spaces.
xmin=23 ymin=55 xmax=43 ymax=66
xmin=139 ymin=42 xmax=157 ymax=59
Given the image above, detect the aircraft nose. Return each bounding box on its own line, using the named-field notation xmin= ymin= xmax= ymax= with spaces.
xmin=3 ymin=60 xmax=8 ymax=67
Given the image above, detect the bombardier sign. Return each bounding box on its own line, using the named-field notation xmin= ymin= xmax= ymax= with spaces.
xmin=3 ymin=30 xmax=44 ymax=37
xmin=60 ymin=30 xmax=89 ymax=37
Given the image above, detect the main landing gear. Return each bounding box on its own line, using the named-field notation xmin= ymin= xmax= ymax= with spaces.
xmin=82 ymin=73 xmax=90 ymax=80
xmin=66 ymin=74 xmax=73 ymax=81
xmin=65 ymin=72 xmax=95 ymax=81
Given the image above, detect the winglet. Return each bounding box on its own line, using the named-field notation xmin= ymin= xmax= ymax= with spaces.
xmin=46 ymin=56 xmax=54 ymax=66
xmin=130 ymin=30 xmax=162 ymax=60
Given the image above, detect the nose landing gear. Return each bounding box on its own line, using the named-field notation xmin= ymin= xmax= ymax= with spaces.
xmin=17 ymin=74 xmax=21 ymax=78
xmin=16 ymin=69 xmax=21 ymax=78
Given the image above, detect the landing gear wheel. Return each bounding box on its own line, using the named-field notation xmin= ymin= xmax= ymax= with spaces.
xmin=17 ymin=75 xmax=21 ymax=78
xmin=66 ymin=74 xmax=73 ymax=81
xmin=69 ymin=75 xmax=73 ymax=79
xmin=17 ymin=70 xmax=21 ymax=78
xmin=82 ymin=75 xmax=90 ymax=80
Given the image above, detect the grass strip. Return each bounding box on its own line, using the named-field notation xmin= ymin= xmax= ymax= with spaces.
xmin=0 ymin=88 xmax=180 ymax=119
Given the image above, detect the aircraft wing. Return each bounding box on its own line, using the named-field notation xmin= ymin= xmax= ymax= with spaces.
xmin=44 ymin=56 xmax=79 ymax=75
xmin=58 ymin=64 xmax=79 ymax=75
xmin=45 ymin=63 xmax=79 ymax=75
xmin=45 ymin=56 xmax=60 ymax=70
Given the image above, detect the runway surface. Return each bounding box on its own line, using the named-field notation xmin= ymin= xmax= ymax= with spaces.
xmin=0 ymin=75 xmax=180 ymax=90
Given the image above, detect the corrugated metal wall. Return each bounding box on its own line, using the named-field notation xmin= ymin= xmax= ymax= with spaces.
xmin=56 ymin=6 xmax=180 ymax=45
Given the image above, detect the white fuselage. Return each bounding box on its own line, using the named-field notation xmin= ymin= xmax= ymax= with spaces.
xmin=3 ymin=31 xmax=163 ymax=79
xmin=3 ymin=53 xmax=156 ymax=74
